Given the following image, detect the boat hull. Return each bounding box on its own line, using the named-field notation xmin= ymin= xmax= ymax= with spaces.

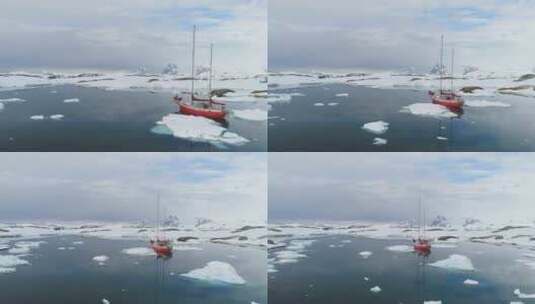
xmin=151 ymin=244 xmax=173 ymax=257
xmin=432 ymin=97 xmax=464 ymax=109
xmin=179 ymin=102 xmax=226 ymax=120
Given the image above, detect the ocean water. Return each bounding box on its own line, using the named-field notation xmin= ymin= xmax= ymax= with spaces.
xmin=0 ymin=85 xmax=266 ymax=151
xmin=269 ymin=235 xmax=535 ymax=303
xmin=268 ymin=83 xmax=535 ymax=151
xmin=0 ymin=236 xmax=266 ymax=304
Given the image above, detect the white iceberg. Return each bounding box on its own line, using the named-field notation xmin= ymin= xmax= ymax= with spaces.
xmin=181 ymin=261 xmax=246 ymax=285
xmin=63 ymin=98 xmax=80 ymax=103
xmin=370 ymin=286 xmax=381 ymax=293
xmin=385 ymin=245 xmax=412 ymax=252
xmin=233 ymin=109 xmax=267 ymax=121
xmin=314 ymin=102 xmax=325 ymax=106
xmin=336 ymin=93 xmax=349 ymax=97
xmin=153 ymin=114 xmax=249 ymax=147
xmin=464 ymin=279 xmax=479 ymax=285
xmin=401 ymin=103 xmax=458 ymax=118
xmin=327 ymin=102 xmax=339 ymax=106
xmin=102 ymin=298 xmax=111 ymax=304
xmin=0 ymin=98 xmax=26 ymax=103
xmin=465 ymin=99 xmax=510 ymax=108
xmin=359 ymin=251 xmax=373 ymax=258
xmin=50 ymin=114 xmax=64 ymax=120
xmin=429 ymin=254 xmax=474 ymax=271
xmin=274 ymin=250 xmax=307 ymax=264
xmin=514 ymin=288 xmax=535 ymax=299
xmin=30 ymin=115 xmax=45 ymax=120
xmin=121 ymin=247 xmax=154 ymax=256
xmin=373 ymin=137 xmax=387 ymax=145
xmin=92 ymin=255 xmax=109 ymax=265
xmin=424 ymin=301 xmax=442 ymax=304
xmin=0 ymin=255 xmax=30 ymax=268
xmin=362 ymin=121 xmax=389 ymax=135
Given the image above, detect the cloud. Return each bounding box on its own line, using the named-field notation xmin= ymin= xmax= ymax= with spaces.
xmin=0 ymin=0 xmax=266 ymax=74
xmin=269 ymin=0 xmax=535 ymax=72
xmin=0 ymin=152 xmax=267 ymax=224
xmin=269 ymin=153 xmax=535 ymax=224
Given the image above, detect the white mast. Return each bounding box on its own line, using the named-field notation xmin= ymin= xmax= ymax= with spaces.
xmin=418 ymin=196 xmax=422 ymax=239
xmin=209 ymin=43 xmax=213 ymax=96
xmin=439 ymin=35 xmax=444 ymax=93
xmin=156 ymin=193 xmax=160 ymax=240
xmin=451 ymin=48 xmax=455 ymax=92
xmin=191 ymin=25 xmax=196 ymax=98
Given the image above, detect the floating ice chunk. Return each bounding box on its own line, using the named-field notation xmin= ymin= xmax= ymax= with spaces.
xmin=0 ymin=255 xmax=29 ymax=269
xmin=433 ymin=243 xmax=457 ymax=248
xmin=0 ymin=98 xmax=26 ymax=103
xmin=362 ymin=121 xmax=389 ymax=135
xmin=327 ymin=102 xmax=338 ymax=106
xmin=401 ymin=103 xmax=457 ymax=118
xmin=0 ymin=267 xmax=16 ymax=274
xmin=370 ymin=286 xmax=382 ymax=293
xmin=359 ymin=251 xmax=373 ymax=258
xmin=437 ymin=136 xmax=448 ymax=141
xmin=289 ymin=93 xmax=305 ymax=96
xmin=515 ymin=288 xmax=535 ymax=298
xmin=385 ymin=245 xmax=412 ymax=252
xmin=72 ymin=241 xmax=84 ymax=245
xmin=102 ymin=298 xmax=111 ymax=304
xmin=121 ymin=247 xmax=154 ymax=256
xmin=58 ymin=247 xmax=66 ymax=250
xmin=63 ymin=98 xmax=80 ymax=103
xmin=30 ymin=115 xmax=45 ymax=120
xmin=314 ymin=102 xmax=325 ymax=106
xmin=429 ymin=254 xmax=475 ymax=271
xmin=50 ymin=114 xmax=64 ymax=120
xmin=464 ymin=279 xmax=479 ymax=285
xmin=175 ymin=246 xmax=202 ymax=251
xmin=373 ymin=137 xmax=387 ymax=145
xmin=340 ymin=240 xmax=352 ymax=244
xmin=336 ymin=93 xmax=349 ymax=97
xmin=364 ymin=277 xmax=369 ymax=281
xmin=465 ymin=100 xmax=510 ymax=108
xmin=153 ymin=114 xmax=249 ymax=146
xmin=181 ymin=261 xmax=246 ymax=285
xmin=424 ymin=301 xmax=442 ymax=304
xmin=92 ymin=255 xmax=109 ymax=265
xmin=233 ymin=109 xmax=267 ymax=121
xmin=8 ymin=246 xmax=30 ymax=255
xmin=274 ymin=250 xmax=307 ymax=264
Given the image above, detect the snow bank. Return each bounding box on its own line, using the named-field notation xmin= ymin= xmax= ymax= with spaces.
xmin=181 ymin=261 xmax=246 ymax=285
xmin=233 ymin=109 xmax=267 ymax=121
xmin=429 ymin=254 xmax=474 ymax=271
xmin=63 ymin=98 xmax=80 ymax=103
xmin=385 ymin=245 xmax=412 ymax=252
xmin=401 ymin=103 xmax=458 ymax=118
xmin=153 ymin=114 xmax=249 ymax=146
xmin=373 ymin=137 xmax=387 ymax=145
xmin=359 ymin=251 xmax=373 ymax=258
xmin=465 ymin=99 xmax=510 ymax=107
xmin=121 ymin=247 xmax=154 ymax=256
xmin=362 ymin=121 xmax=389 ymax=135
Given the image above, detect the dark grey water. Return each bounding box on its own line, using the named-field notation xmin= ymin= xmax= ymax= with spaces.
xmin=0 ymin=86 xmax=266 ymax=151
xmin=268 ymin=84 xmax=535 ymax=151
xmin=269 ymin=236 xmax=534 ymax=304
xmin=0 ymin=236 xmax=266 ymax=304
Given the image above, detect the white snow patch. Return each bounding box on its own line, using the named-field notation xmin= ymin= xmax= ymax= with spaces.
xmin=153 ymin=114 xmax=249 ymax=146
xmin=181 ymin=261 xmax=246 ymax=285
xmin=464 ymin=279 xmax=479 ymax=285
xmin=63 ymin=98 xmax=80 ymax=103
xmin=429 ymin=254 xmax=475 ymax=271
xmin=385 ymin=245 xmax=413 ymax=252
xmin=465 ymin=99 xmax=510 ymax=108
xmin=121 ymin=247 xmax=155 ymax=256
xmin=370 ymin=286 xmax=382 ymax=293
xmin=373 ymin=137 xmax=387 ymax=145
xmin=401 ymin=103 xmax=458 ymax=118
xmin=362 ymin=121 xmax=389 ymax=134
xmin=233 ymin=109 xmax=267 ymax=121
xmin=359 ymin=251 xmax=373 ymax=258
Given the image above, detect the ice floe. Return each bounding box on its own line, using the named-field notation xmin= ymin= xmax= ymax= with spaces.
xmin=92 ymin=255 xmax=109 ymax=265
xmin=401 ymin=103 xmax=458 ymax=118
xmin=327 ymin=102 xmax=339 ymax=106
xmin=274 ymin=250 xmax=307 ymax=264
xmin=385 ymin=245 xmax=412 ymax=253
xmin=514 ymin=288 xmax=535 ymax=299
xmin=314 ymin=102 xmax=325 ymax=106
xmin=463 ymin=279 xmax=479 ymax=285
xmin=424 ymin=301 xmax=442 ymax=304
xmin=181 ymin=261 xmax=246 ymax=285
xmin=362 ymin=121 xmax=389 ymax=135
xmin=152 ymin=114 xmax=249 ymax=147
xmin=50 ymin=114 xmax=64 ymax=120
xmin=63 ymin=98 xmax=80 ymax=103
xmin=370 ymin=286 xmax=382 ymax=293
xmin=436 ymin=136 xmax=448 ymax=141
xmin=121 ymin=247 xmax=154 ymax=256
xmin=373 ymin=137 xmax=387 ymax=145
xmin=465 ymin=99 xmax=510 ymax=107
xmin=233 ymin=109 xmax=267 ymax=121
xmin=429 ymin=254 xmax=474 ymax=271
xmin=336 ymin=93 xmax=349 ymax=97
xmin=359 ymin=251 xmax=373 ymax=258
xmin=102 ymin=298 xmax=111 ymax=304
xmin=30 ymin=115 xmax=45 ymax=120
xmin=0 ymin=255 xmax=29 ymax=274
xmin=0 ymin=98 xmax=26 ymax=103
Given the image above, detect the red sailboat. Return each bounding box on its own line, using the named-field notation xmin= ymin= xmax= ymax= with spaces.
xmin=413 ymin=196 xmax=431 ymax=255
xmin=174 ymin=25 xmax=227 ymax=120
xmin=150 ymin=194 xmax=173 ymax=257
xmin=429 ymin=35 xmax=464 ymax=110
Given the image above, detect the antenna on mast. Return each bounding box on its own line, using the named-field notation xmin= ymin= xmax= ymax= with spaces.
xmin=191 ymin=25 xmax=196 ymax=98
xmin=156 ymin=193 xmax=160 ymax=240
xmin=451 ymin=48 xmax=455 ymax=92
xmin=209 ymin=43 xmax=213 ymax=96
xmin=439 ymin=35 xmax=444 ymax=93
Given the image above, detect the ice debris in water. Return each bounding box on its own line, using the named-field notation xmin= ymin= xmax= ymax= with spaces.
xmin=514 ymin=288 xmax=535 ymax=299
xmin=30 ymin=115 xmax=45 ymax=120
xmin=121 ymin=247 xmax=154 ymax=256
xmin=63 ymin=98 xmax=80 ymax=103
xmin=102 ymin=298 xmax=111 ymax=304
xmin=401 ymin=103 xmax=458 ymax=118
xmin=92 ymin=255 xmax=109 ymax=265
xmin=327 ymin=102 xmax=338 ymax=106
xmin=370 ymin=286 xmax=382 ymax=293
xmin=336 ymin=93 xmax=349 ymax=97
xmin=0 ymin=255 xmax=29 ymax=274
xmin=424 ymin=301 xmax=442 ymax=304
xmin=373 ymin=137 xmax=387 ymax=145
xmin=314 ymin=102 xmax=325 ymax=106
xmin=233 ymin=109 xmax=268 ymax=121
xmin=359 ymin=251 xmax=373 ymax=258
xmin=181 ymin=261 xmax=246 ymax=285
xmin=362 ymin=121 xmax=389 ymax=135
xmin=50 ymin=114 xmax=64 ymax=120
xmin=385 ymin=245 xmax=412 ymax=252
xmin=464 ymin=279 xmax=479 ymax=285
xmin=429 ymin=254 xmax=475 ymax=271
xmin=0 ymin=98 xmax=26 ymax=103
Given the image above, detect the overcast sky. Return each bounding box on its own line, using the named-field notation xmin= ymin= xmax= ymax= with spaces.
xmin=269 ymin=0 xmax=535 ymax=72
xmin=0 ymin=153 xmax=266 ymax=224
xmin=0 ymin=0 xmax=266 ymax=73
xmin=269 ymin=153 xmax=535 ymax=224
